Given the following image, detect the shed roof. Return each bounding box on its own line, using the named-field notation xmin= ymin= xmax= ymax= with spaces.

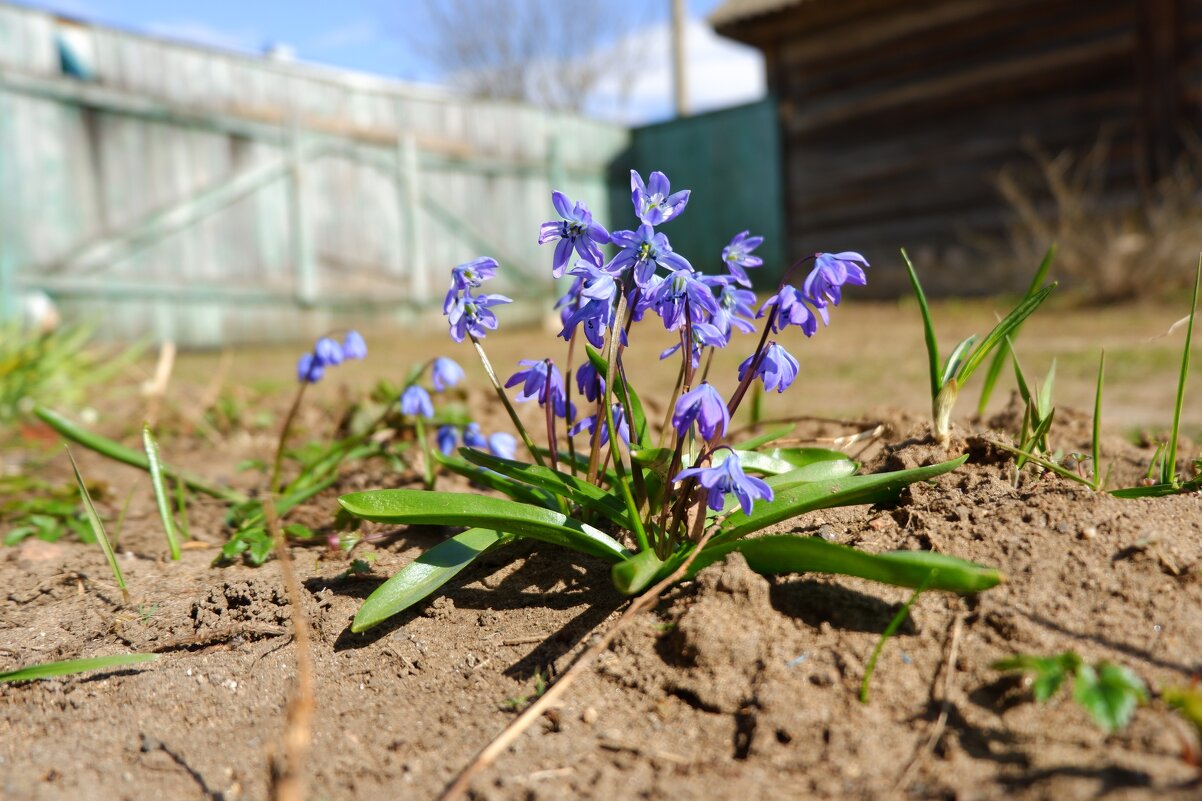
xmin=708 ymin=0 xmax=808 ymax=28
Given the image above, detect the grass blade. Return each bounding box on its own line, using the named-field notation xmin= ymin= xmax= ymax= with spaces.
xmin=1163 ymin=262 xmax=1199 ymax=486
xmin=142 ymin=426 xmax=180 ymax=560
xmin=1092 ymin=351 xmax=1105 ymax=490
xmin=36 ymin=406 xmax=246 ymax=503
xmin=957 ymin=283 xmax=1057 ymax=384
xmin=901 ymin=249 xmax=941 ymax=401
xmin=977 ymin=244 xmax=1056 ymax=414
xmin=0 ymin=653 xmax=157 ymax=682
xmin=352 ymin=528 xmax=513 ymax=632
xmin=861 ymin=572 xmax=934 ymax=703
xmin=66 ymin=447 xmax=128 ymax=603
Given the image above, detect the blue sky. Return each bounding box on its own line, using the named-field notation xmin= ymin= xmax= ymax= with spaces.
xmin=19 ymin=0 xmax=764 ymax=123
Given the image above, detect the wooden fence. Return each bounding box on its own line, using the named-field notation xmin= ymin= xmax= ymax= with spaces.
xmin=0 ymin=4 xmax=629 ymax=345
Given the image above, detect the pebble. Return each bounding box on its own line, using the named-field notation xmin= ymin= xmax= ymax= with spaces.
xmin=816 ymin=524 xmax=838 ymax=541
xmin=1079 ymin=526 xmax=1098 ymax=540
xmin=581 ymin=707 xmax=598 ymax=725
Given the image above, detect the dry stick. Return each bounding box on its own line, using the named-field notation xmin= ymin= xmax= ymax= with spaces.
xmin=144 ymin=341 xmax=177 ymax=428
xmin=265 ymin=496 xmax=314 ymax=801
xmin=895 ymin=612 xmax=965 ymax=791
xmin=438 ymin=525 xmax=720 ymax=801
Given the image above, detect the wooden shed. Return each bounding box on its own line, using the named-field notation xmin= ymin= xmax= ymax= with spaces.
xmin=711 ymin=0 xmax=1202 ymax=294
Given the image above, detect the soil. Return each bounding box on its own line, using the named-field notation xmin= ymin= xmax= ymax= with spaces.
xmin=3 ymin=400 xmax=1201 ymax=801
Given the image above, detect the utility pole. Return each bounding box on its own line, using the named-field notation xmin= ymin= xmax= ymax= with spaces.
xmin=671 ymin=0 xmax=690 ymax=117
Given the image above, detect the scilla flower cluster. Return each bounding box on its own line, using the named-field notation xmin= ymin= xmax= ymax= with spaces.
xmin=440 ymin=169 xmax=868 ymax=534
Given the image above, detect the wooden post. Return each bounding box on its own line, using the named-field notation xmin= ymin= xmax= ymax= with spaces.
xmin=672 ymin=0 xmax=690 ymax=117
xmin=288 ymin=121 xmax=317 ymax=307
xmin=1136 ymin=0 xmax=1183 ymax=184
xmin=397 ymin=124 xmax=427 ymax=303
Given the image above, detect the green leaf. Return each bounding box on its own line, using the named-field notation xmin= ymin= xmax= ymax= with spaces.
xmin=338 ymin=489 xmax=630 ymax=563
xmin=977 ymin=244 xmax=1055 ymax=414
xmin=686 ymin=536 xmax=1002 ymax=594
xmin=1036 ymin=359 xmax=1057 ymax=419
xmin=142 ymin=426 xmax=180 ymax=560
xmin=716 ymin=456 xmax=967 ymax=543
xmin=352 ymin=528 xmax=513 ymax=632
xmin=901 ymin=249 xmax=941 ymax=401
xmin=0 ymin=653 xmax=157 ymax=682
xmin=434 ymin=452 xmax=554 ymax=508
xmin=1164 ymin=262 xmax=1199 ymax=486
xmin=586 ymin=344 xmax=649 ymax=447
xmin=861 ymin=572 xmax=933 ymax=703
xmin=957 ymin=283 xmax=1057 ymax=384
xmin=1091 ymin=351 xmax=1105 ymax=490
xmin=34 ymin=407 xmax=246 ymax=503
xmin=458 ymin=448 xmax=632 ymax=528
xmin=610 ymin=547 xmax=666 ymax=595
xmin=1072 ymin=661 xmax=1147 ymax=733
xmin=941 ymin=335 xmax=977 ymax=386
xmin=66 ymin=447 xmax=127 ymax=601
xmin=992 ymin=652 xmax=1081 ymax=702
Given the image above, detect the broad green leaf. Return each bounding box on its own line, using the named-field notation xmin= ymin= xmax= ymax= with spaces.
xmin=1162 ymin=686 xmax=1202 ymax=737
xmin=610 ymin=547 xmax=666 ymax=595
xmin=992 ymin=652 xmax=1081 ymax=702
xmin=66 ymin=447 xmax=127 ymax=601
xmin=459 ymin=448 xmax=633 ymax=528
xmin=0 ymin=653 xmax=158 ymax=682
xmin=338 ymin=489 xmax=630 ymax=563
xmin=435 ymin=452 xmax=554 ymax=508
xmin=1072 ymin=661 xmax=1147 ymax=733
xmin=941 ymin=335 xmax=977 ymax=386
xmin=352 ymin=528 xmax=513 ymax=632
xmin=715 ymin=456 xmax=967 ymax=543
xmin=685 ymin=536 xmax=1002 ymax=594
xmin=35 ymin=407 xmax=246 ymax=503
xmin=763 ymin=447 xmax=856 ymax=472
xmin=142 ymin=426 xmax=180 ymax=560
xmin=978 ymin=244 xmax=1055 ymax=414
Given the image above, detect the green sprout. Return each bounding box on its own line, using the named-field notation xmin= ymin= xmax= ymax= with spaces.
xmin=0 ymin=653 xmax=157 ymax=683
xmin=902 ymin=248 xmax=1056 ymax=444
xmin=993 ymin=651 xmax=1148 ymax=733
xmin=65 ymin=447 xmax=128 ymax=603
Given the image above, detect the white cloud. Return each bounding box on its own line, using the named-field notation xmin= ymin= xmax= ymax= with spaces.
xmin=309 ymin=19 xmax=379 ymax=51
xmin=145 ymin=20 xmax=259 ymax=54
xmin=587 ymin=18 xmax=765 ymax=125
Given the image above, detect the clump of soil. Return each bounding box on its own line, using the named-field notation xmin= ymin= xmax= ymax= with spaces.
xmin=2 ymin=418 xmax=1201 ymax=800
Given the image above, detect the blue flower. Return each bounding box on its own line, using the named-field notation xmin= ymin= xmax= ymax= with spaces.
xmin=342 ymin=330 xmax=368 ymax=360
xmin=488 ymin=432 xmax=517 ymax=460
xmin=505 ymin=359 xmax=575 ymax=421
xmin=569 ymin=404 xmax=630 ymax=447
xmin=675 ymin=451 xmax=774 ymax=514
xmin=804 ymin=251 xmax=868 ymax=307
xmin=607 ymin=225 xmax=691 ymax=288
xmin=400 ymin=385 xmax=434 ymax=418
xmin=463 ymin=422 xmax=487 ymax=449
xmin=431 ymin=357 xmax=465 ymax=392
xmin=706 ymin=278 xmax=757 ymax=338
xmin=575 ymin=361 xmax=605 ymax=403
xmin=647 ymin=267 xmax=720 ymax=332
xmin=538 ymin=191 xmax=610 ymax=278
xmin=739 ymin=342 xmax=799 ymax=393
xmin=558 ymin=298 xmax=614 ymax=350
xmin=659 ymin=321 xmax=728 ymax=368
xmin=436 ymin=425 xmax=459 ymax=455
xmin=446 ymin=290 xmax=512 ymax=343
xmin=721 ymin=231 xmax=764 ymax=287
xmin=759 ymin=285 xmax=819 ymax=337
xmin=314 ymin=336 xmax=344 ymax=366
xmin=444 ymin=257 xmax=499 ymax=313
xmin=296 ymin=353 xmax=324 ymax=384
xmin=630 ymin=170 xmax=690 ymax=226
xmin=672 ymin=382 xmax=729 ymax=440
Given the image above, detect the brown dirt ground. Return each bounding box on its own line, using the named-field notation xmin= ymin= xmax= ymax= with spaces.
xmin=3 ymin=299 xmax=1202 ymax=801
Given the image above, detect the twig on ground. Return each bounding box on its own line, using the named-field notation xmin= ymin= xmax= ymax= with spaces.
xmin=437 ymin=527 xmax=718 ymax=801
xmin=151 ymin=623 xmax=288 ymax=653
xmin=896 ymin=612 xmax=965 ymax=791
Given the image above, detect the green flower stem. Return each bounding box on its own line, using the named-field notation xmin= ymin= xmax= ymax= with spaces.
xmin=563 ymin=331 xmax=580 ymax=477
xmin=603 ymin=292 xmax=650 ymax=553
xmin=414 ymin=417 xmax=436 ymax=490
xmin=469 ymin=335 xmax=546 ymax=469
